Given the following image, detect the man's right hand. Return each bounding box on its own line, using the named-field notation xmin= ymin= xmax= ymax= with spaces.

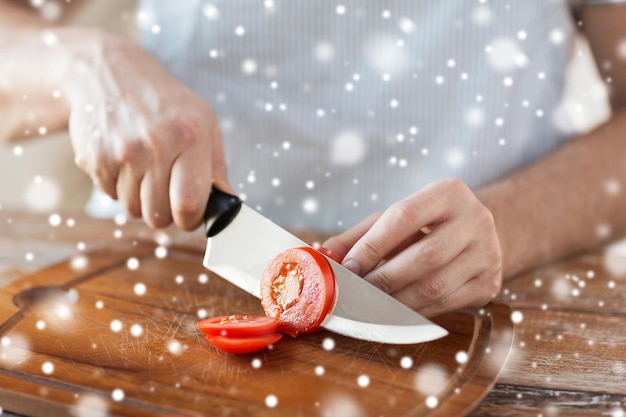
xmin=60 ymin=28 xmax=230 ymax=230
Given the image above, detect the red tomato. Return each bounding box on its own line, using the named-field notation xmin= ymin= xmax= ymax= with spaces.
xmin=260 ymin=246 xmax=336 ymax=336
xmin=197 ymin=315 xmax=279 ymax=338
xmin=205 ymin=333 xmax=282 ymax=355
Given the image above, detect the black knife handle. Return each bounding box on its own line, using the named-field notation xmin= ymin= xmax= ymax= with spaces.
xmin=203 ymin=186 xmax=243 ymax=238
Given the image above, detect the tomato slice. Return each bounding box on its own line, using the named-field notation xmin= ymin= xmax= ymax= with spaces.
xmin=205 ymin=333 xmax=282 ymax=355
xmin=197 ymin=315 xmax=280 ymax=338
xmin=260 ymin=246 xmax=336 ymax=336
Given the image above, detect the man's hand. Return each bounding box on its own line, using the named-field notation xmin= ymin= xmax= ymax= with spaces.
xmin=322 ymin=178 xmax=503 ymax=317
xmin=60 ymin=29 xmax=230 ymax=230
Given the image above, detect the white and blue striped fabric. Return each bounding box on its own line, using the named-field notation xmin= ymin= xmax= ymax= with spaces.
xmin=137 ymin=0 xmax=622 ymax=232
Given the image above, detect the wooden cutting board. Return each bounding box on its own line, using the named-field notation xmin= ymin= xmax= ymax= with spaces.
xmin=0 ymin=241 xmax=513 ymax=417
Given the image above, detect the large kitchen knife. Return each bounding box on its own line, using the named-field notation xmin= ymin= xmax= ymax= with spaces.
xmin=202 ymin=187 xmax=448 ymax=344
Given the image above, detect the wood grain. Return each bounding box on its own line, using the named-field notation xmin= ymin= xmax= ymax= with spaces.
xmin=0 ymin=241 xmax=512 ymax=417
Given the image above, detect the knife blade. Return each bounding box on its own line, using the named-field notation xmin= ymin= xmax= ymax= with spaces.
xmin=202 ymin=187 xmax=448 ymax=344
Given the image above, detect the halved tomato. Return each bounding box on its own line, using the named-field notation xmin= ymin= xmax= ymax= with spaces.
xmin=260 ymin=246 xmax=336 ymax=336
xmin=206 ymin=333 xmax=282 ymax=355
xmin=197 ymin=315 xmax=280 ymax=338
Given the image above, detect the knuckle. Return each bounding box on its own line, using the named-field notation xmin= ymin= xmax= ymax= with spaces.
xmin=170 ymin=114 xmax=202 ymax=148
xmin=440 ymin=177 xmax=467 ymax=194
xmin=418 ymin=241 xmax=445 ymax=270
xmin=368 ymin=269 xmax=395 ymax=294
xmin=388 ymin=201 xmax=416 ymax=227
xmin=173 ymin=196 xmax=204 ymax=230
xmin=117 ymin=139 xmax=146 ymax=164
xmin=418 ymin=276 xmax=447 ymax=303
xmin=357 ymin=239 xmax=384 ymax=264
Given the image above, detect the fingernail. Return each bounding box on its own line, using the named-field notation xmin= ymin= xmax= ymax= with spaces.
xmin=342 ymin=258 xmax=361 ymax=276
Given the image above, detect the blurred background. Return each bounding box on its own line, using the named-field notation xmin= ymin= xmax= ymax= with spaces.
xmin=0 ymin=1 xmax=611 ymax=215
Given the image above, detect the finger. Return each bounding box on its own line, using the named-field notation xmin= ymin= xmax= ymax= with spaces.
xmin=321 ymin=211 xmax=382 ymax=264
xmin=412 ymin=271 xmax=502 ymax=318
xmin=69 ymin=114 xmax=120 ymax=200
xmin=362 ymin=220 xmax=470 ymax=293
xmin=116 ymin=161 xmax=145 ymax=219
xmin=342 ymin=181 xmax=454 ymax=276
xmin=140 ymin=161 xmax=173 ymax=228
xmin=169 ymin=150 xmax=213 ymax=231
xmin=392 ymin=244 xmax=502 ymax=315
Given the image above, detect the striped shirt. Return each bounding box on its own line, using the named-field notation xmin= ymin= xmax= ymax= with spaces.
xmin=137 ymin=0 xmax=621 ymax=231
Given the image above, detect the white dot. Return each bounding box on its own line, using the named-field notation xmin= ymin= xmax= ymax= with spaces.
xmin=111 ymin=389 xmax=125 ymax=402
xmin=95 ymin=300 xmax=104 ymax=309
xmin=130 ymin=324 xmax=143 ymax=337
xmin=315 ymin=365 xmax=325 ymax=376
xmin=151 ymin=24 xmax=161 ymax=34
xmin=175 ymin=275 xmax=184 ymax=284
xmin=25 ymin=252 xmax=34 ymax=262
xmin=315 ymin=42 xmax=335 ymax=62
xmin=197 ymin=309 xmax=208 ymax=319
xmin=203 ymin=4 xmax=219 ymax=20
xmin=167 ymin=339 xmax=183 ymax=356
xmin=550 ymin=29 xmax=565 ymax=44
xmin=425 ymin=396 xmax=439 ymax=409
xmin=455 ymin=351 xmax=468 ymax=364
xmin=110 ymin=320 xmax=123 ymax=332
xmin=126 ymin=257 xmax=139 ymax=270
xmin=503 ymin=77 xmax=514 ymax=87
xmin=305 ymin=180 xmax=315 ymax=190
xmin=282 ymin=141 xmax=291 ymax=150
xmin=271 ymin=178 xmax=280 ymax=187
xmin=241 ymin=59 xmax=257 ymax=75
xmin=517 ymin=30 xmax=528 ymax=40
xmin=133 ymin=283 xmax=146 ymax=296
xmin=13 ymin=146 xmax=24 ymax=156
xmin=511 ymin=310 xmax=524 ymax=324
xmin=382 ymin=10 xmax=391 ymax=19
xmin=345 ymin=82 xmax=354 ymax=91
xmin=400 ymin=356 xmax=413 ymax=369
xmin=251 ymin=358 xmax=262 ymax=369
xmin=357 ymin=374 xmax=370 ymax=387
xmin=70 ymin=255 xmax=88 ymax=270
xmin=42 ymin=361 xmax=54 ymax=375
xmin=36 ymin=320 xmax=46 ymax=330
xmin=198 ymin=274 xmax=209 ymax=284
xmin=48 ymin=213 xmax=62 ymax=227
xmin=336 ymin=5 xmax=346 ymax=15
xmin=155 ymin=246 xmax=168 ymax=259
xmin=235 ymin=26 xmax=245 ymax=36
xmin=265 ymin=394 xmax=278 ymax=408
xmin=390 ymin=99 xmax=399 ymax=108
xmin=322 ymin=337 xmax=335 ymax=351
xmin=399 ymin=18 xmax=415 ymax=34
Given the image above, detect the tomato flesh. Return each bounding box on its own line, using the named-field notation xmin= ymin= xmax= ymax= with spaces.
xmin=197 ymin=315 xmax=280 ymax=338
xmin=260 ymin=246 xmax=336 ymax=336
xmin=206 ymin=333 xmax=282 ymax=355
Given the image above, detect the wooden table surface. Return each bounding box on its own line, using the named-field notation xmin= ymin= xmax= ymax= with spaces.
xmin=1 ymin=208 xmax=625 ymax=416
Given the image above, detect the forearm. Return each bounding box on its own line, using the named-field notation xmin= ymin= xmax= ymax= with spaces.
xmin=478 ymin=109 xmax=626 ymax=279
xmin=0 ymin=0 xmax=92 ymax=141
